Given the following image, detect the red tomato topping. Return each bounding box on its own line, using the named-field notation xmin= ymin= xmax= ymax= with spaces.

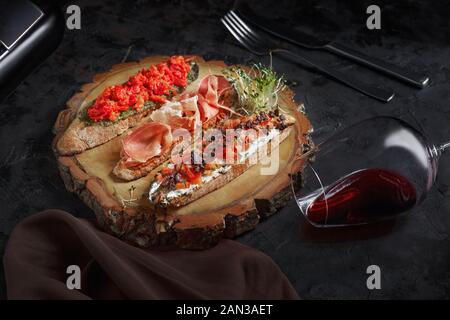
xmin=178 ymin=164 xmax=202 ymax=184
xmin=190 ymin=174 xmax=202 ymax=185
xmin=87 ymin=56 xmax=191 ymax=122
xmin=175 ymin=182 xmax=185 ymax=190
xmin=176 ymin=181 xmax=191 ymax=189
xmin=181 ymin=165 xmax=194 ymax=179
xmin=161 ymin=167 xmax=174 ymax=175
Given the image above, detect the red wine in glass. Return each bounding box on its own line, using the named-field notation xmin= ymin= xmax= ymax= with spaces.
xmin=307 ymin=168 xmax=417 ymax=226
xmin=291 ymin=116 xmax=450 ymax=228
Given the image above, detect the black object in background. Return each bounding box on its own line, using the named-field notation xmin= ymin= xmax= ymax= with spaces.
xmin=0 ymin=0 xmax=64 ymax=102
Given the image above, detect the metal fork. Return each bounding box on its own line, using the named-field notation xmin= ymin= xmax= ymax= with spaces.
xmin=221 ymin=10 xmax=395 ymax=102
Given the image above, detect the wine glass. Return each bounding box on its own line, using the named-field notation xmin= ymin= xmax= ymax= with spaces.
xmin=290 ymin=116 xmax=450 ymax=227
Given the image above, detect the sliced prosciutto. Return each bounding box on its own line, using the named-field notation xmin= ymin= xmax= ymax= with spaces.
xmin=176 ymin=75 xmax=239 ymax=123
xmin=122 ymin=122 xmax=173 ymax=164
xmin=196 ymin=75 xmax=236 ymax=122
xmin=151 ymin=75 xmax=238 ymax=130
xmin=150 ymin=96 xmax=201 ymax=131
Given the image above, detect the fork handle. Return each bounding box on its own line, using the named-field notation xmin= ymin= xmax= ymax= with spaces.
xmin=325 ymin=42 xmax=429 ymax=88
xmin=275 ymin=49 xmax=395 ymax=102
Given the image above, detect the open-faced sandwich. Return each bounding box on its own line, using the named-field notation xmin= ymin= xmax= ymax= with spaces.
xmin=148 ymin=109 xmax=296 ymax=208
xmin=56 ymin=56 xmax=199 ymax=155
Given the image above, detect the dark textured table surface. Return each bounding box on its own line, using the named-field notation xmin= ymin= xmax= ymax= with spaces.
xmin=1 ymin=0 xmax=450 ymax=299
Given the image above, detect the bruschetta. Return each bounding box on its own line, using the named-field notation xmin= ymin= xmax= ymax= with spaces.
xmin=148 ymin=109 xmax=295 ymax=208
xmin=56 ymin=56 xmax=199 ymax=155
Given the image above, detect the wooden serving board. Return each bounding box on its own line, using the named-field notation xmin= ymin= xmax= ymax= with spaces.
xmin=53 ymin=56 xmax=313 ymax=249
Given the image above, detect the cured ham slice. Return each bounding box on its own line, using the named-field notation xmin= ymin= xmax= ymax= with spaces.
xmin=150 ymin=96 xmax=201 ymax=131
xmin=150 ymin=75 xmax=238 ymax=131
xmin=177 ymin=75 xmax=238 ymax=123
xmin=122 ymin=122 xmax=172 ymax=164
xmin=196 ymin=75 xmax=234 ymax=122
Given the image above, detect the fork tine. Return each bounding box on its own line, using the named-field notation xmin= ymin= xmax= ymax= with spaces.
xmin=223 ymin=14 xmax=258 ymax=48
xmin=221 ymin=17 xmax=247 ymax=46
xmin=221 ymin=17 xmax=251 ymax=51
xmin=221 ymin=15 xmax=262 ymax=54
xmin=227 ymin=10 xmax=262 ymax=44
xmin=228 ymin=10 xmax=263 ymax=43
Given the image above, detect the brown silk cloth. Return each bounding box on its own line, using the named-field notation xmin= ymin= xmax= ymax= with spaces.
xmin=3 ymin=210 xmax=299 ymax=300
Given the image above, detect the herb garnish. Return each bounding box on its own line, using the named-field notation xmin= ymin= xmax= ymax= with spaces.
xmin=223 ymin=63 xmax=286 ymax=115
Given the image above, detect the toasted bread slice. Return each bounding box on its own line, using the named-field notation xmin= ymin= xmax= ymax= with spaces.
xmin=112 ymin=147 xmax=171 ymax=181
xmin=55 ymin=59 xmax=199 ymax=156
xmin=149 ymin=119 xmax=294 ymax=208
xmin=56 ymin=108 xmax=155 ymax=156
